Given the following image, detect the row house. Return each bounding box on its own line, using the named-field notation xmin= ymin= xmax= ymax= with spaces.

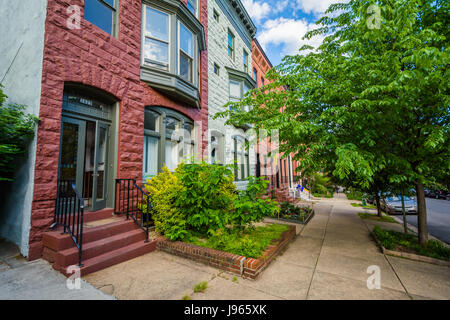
xmin=0 ymin=0 xmax=300 ymax=274
xmin=252 ymin=39 xmax=300 ymax=196
xmin=207 ymin=0 xmax=257 ymax=190
xmin=0 ymin=0 xmax=209 ymax=269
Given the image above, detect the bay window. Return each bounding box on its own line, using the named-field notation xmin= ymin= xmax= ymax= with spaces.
xmin=187 ymin=0 xmax=198 ymax=17
xmin=143 ymin=7 xmax=170 ymax=70
xmin=179 ymin=22 xmax=194 ymax=82
xmin=141 ymin=2 xmax=206 ymax=107
xmin=143 ymin=107 xmax=195 ymax=180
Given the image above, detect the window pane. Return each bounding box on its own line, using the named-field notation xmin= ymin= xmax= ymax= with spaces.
xmin=187 ymin=0 xmax=196 ymax=15
xmin=165 ymin=139 xmax=179 ymax=171
xmin=229 ymin=80 xmax=241 ymax=99
xmin=144 ymin=38 xmax=169 ymax=66
xmin=146 ymin=7 xmax=169 ymax=41
xmin=228 ymin=33 xmax=233 ymax=48
xmin=179 ymin=23 xmax=193 ymax=57
xmin=144 ymin=109 xmax=159 ymax=131
xmin=165 ymin=116 xmax=178 ymax=135
xmin=143 ymin=136 xmax=159 ymax=180
xmin=253 ymin=68 xmax=257 ymax=81
xmin=103 ymin=0 xmax=115 ymax=6
xmin=179 ymin=52 xmax=193 ymax=82
xmin=183 ymin=123 xmax=193 ymax=139
xmin=84 ymin=0 xmax=113 ymax=35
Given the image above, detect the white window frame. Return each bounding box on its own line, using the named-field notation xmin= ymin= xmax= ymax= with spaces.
xmin=177 ymin=20 xmax=196 ymax=84
xmin=142 ymin=5 xmax=171 ymax=70
xmin=187 ymin=0 xmax=198 ymax=18
xmin=243 ymin=50 xmax=249 ymax=73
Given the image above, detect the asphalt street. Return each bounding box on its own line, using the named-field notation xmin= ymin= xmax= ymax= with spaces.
xmin=405 ymin=198 xmax=450 ymax=244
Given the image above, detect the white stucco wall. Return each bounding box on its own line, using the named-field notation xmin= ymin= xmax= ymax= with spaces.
xmin=0 ymin=0 xmax=48 ymax=256
xmin=207 ymin=0 xmax=256 ymax=189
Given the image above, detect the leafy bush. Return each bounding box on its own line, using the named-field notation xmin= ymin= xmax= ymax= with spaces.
xmin=175 ymin=162 xmax=236 ymax=236
xmin=230 ymin=176 xmax=279 ymax=229
xmin=346 ymin=187 xmax=364 ymax=201
xmin=143 ymin=166 xmax=186 ymax=240
xmin=278 ymin=201 xmax=312 ymax=221
xmin=373 ymin=226 xmax=450 ymax=261
xmin=0 ymin=85 xmax=39 ymax=181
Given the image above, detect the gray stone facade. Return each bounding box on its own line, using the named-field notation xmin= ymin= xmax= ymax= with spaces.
xmin=207 ymin=0 xmax=256 ymax=189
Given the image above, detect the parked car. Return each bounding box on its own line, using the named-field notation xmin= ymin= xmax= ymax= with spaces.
xmin=446 ymin=192 xmax=450 ymax=201
xmin=424 ymin=188 xmax=431 ymax=197
xmin=429 ymin=190 xmax=447 ymax=199
xmin=380 ymin=196 xmax=417 ymax=215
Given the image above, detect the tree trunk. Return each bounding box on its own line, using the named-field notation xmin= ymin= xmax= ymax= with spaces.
xmin=415 ymin=182 xmax=428 ymax=245
xmin=375 ymin=194 xmax=382 ymax=217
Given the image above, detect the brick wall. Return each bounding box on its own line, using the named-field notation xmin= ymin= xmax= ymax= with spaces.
xmin=157 ymin=225 xmax=296 ymax=279
xmin=28 ymin=0 xmax=209 ymax=260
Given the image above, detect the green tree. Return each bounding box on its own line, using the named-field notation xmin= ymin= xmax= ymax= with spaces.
xmin=0 ymin=85 xmax=39 ymax=181
xmin=215 ymin=0 xmax=449 ymax=245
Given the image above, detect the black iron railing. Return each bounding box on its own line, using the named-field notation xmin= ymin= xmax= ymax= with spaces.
xmin=54 ymin=179 xmax=85 ymax=266
xmin=115 ymin=179 xmax=153 ymax=242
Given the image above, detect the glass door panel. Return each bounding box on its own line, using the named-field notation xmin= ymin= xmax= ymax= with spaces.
xmin=92 ymin=121 xmax=109 ymax=211
xmin=59 ymin=117 xmax=86 ymax=195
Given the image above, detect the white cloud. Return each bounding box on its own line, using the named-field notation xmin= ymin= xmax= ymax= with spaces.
xmin=258 ymin=17 xmax=324 ymax=57
xmin=295 ymin=0 xmax=348 ymax=15
xmin=242 ymin=0 xmax=271 ymax=23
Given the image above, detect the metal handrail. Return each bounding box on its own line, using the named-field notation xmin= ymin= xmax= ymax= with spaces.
xmin=54 ymin=179 xmax=85 ymax=266
xmin=115 ymin=179 xmax=153 ymax=242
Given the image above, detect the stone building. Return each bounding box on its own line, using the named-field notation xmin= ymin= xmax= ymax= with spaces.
xmin=0 ymin=0 xmax=209 ymax=266
xmin=206 ymin=0 xmax=257 ymax=190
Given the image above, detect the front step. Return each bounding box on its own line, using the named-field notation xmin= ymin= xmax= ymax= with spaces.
xmin=42 ymin=212 xmax=157 ymax=277
xmin=57 ymin=240 xmax=157 ymax=277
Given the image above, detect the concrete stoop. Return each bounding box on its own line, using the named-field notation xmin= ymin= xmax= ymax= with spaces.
xmin=42 ymin=209 xmax=157 ymax=277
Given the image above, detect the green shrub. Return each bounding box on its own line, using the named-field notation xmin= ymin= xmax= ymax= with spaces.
xmin=143 ymin=166 xmax=187 ymax=240
xmin=175 ymin=162 xmax=236 ymax=236
xmin=373 ymin=226 xmax=450 ymax=260
xmin=0 ymin=85 xmax=39 ymax=181
xmin=230 ymin=176 xmax=279 ymax=229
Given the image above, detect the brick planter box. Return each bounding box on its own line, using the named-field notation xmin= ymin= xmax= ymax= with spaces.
xmin=156 ymin=225 xmax=296 ymax=280
xmin=271 ymin=209 xmax=315 ymax=225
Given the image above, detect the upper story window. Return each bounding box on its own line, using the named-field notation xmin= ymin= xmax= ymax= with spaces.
xmin=179 ymin=22 xmax=194 ymax=82
xmin=140 ymin=2 xmax=206 ymax=107
xmin=252 ymin=68 xmax=257 ymax=82
xmin=261 ymin=77 xmax=265 ymax=86
xmin=213 ymin=9 xmax=220 ymax=22
xmin=243 ymin=50 xmax=249 ymax=73
xmin=187 ymin=0 xmax=198 ymax=17
xmin=143 ymin=7 xmax=170 ymax=70
xmin=213 ymin=63 xmax=220 ymax=75
xmin=229 ymin=79 xmax=252 ymax=111
xmin=84 ymin=0 xmax=118 ymax=35
xmin=227 ymin=30 xmax=235 ymax=59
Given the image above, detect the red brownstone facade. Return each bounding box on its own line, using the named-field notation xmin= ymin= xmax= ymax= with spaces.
xmin=252 ymin=39 xmax=299 ymax=193
xmin=28 ymin=0 xmax=209 ymax=260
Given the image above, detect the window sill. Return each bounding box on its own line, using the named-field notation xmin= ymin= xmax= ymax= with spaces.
xmin=141 ymin=65 xmax=200 ymax=108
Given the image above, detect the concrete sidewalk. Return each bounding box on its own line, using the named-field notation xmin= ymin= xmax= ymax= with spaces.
xmin=82 ymin=193 xmax=450 ymax=300
xmin=0 ymin=238 xmax=114 ymax=300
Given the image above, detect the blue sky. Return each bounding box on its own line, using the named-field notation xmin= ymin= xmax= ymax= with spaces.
xmin=242 ymin=0 xmax=344 ymax=66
